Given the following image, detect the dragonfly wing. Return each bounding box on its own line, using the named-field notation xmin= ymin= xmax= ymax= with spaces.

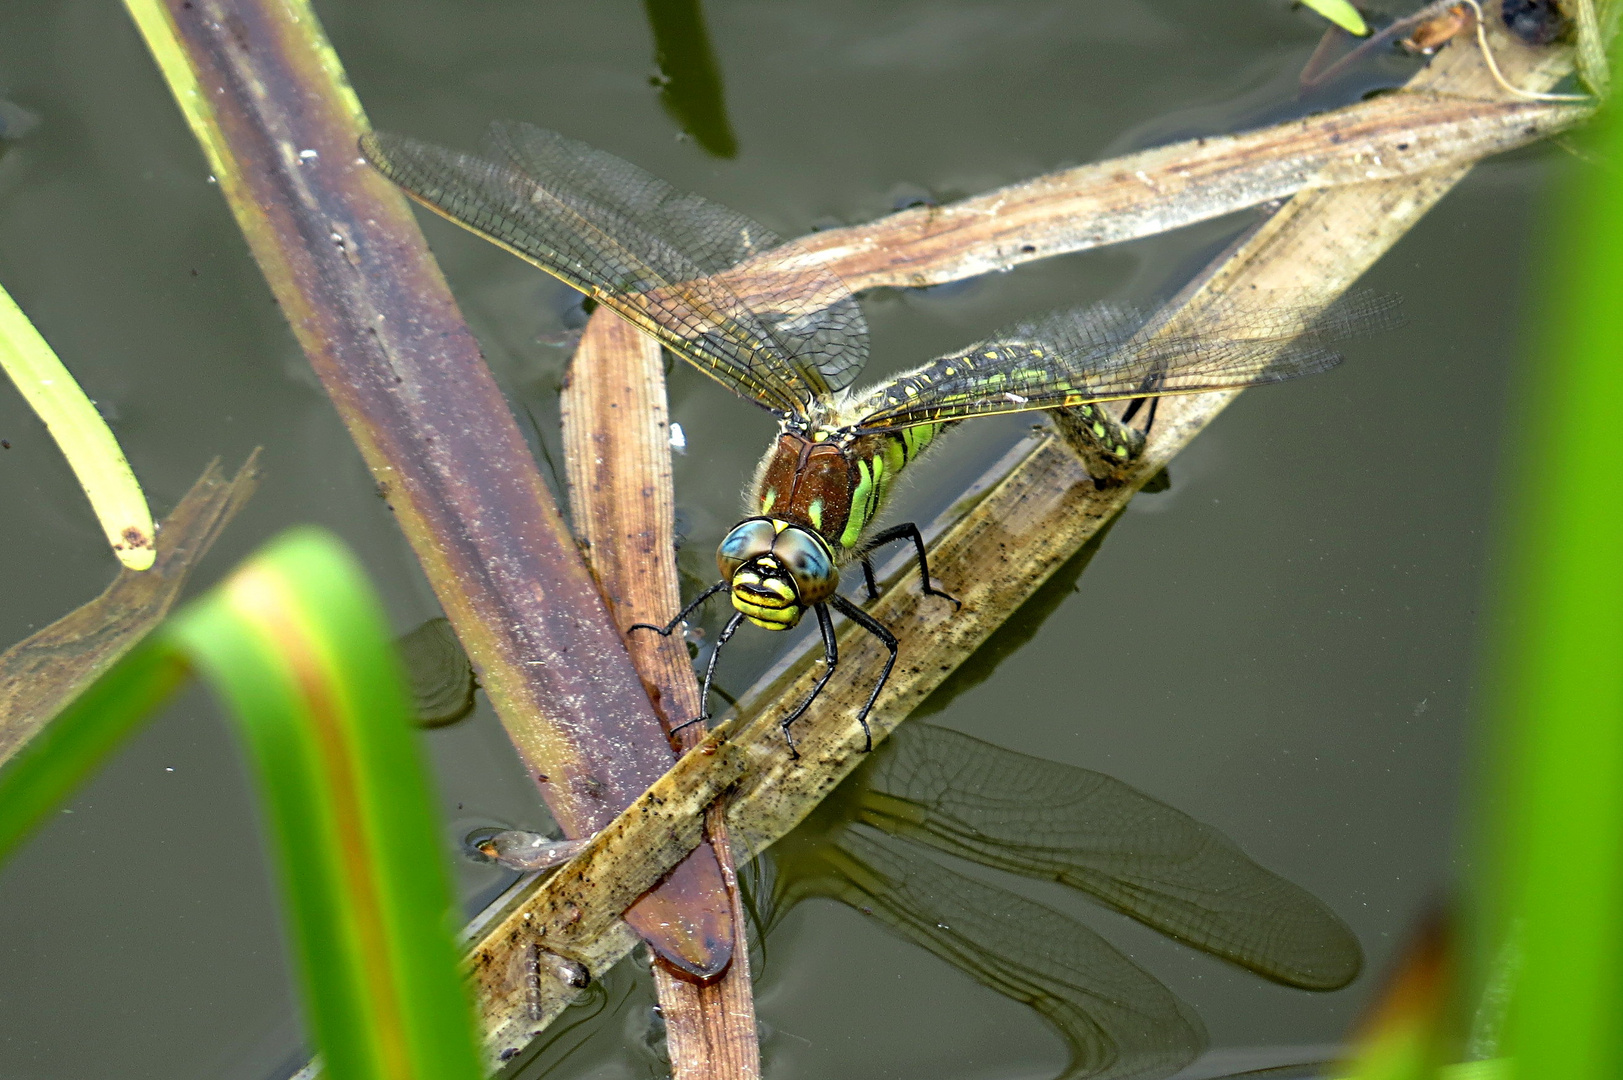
xmin=487 ymin=122 xmax=777 ymax=273
xmin=490 ymin=123 xmax=871 ymax=397
xmin=363 ymin=125 xmax=866 ymax=413
xmin=859 ymin=724 xmax=1363 ymax=990
xmin=847 ymin=291 xmax=1400 ymax=432
xmin=784 ymin=826 xmax=1205 ymax=1080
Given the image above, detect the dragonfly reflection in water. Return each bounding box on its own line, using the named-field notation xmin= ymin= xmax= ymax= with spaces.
xmin=362 ymin=124 xmax=1400 ymax=753
xmin=412 ymin=602 xmax=1361 ymax=1079
xmin=752 ymin=722 xmax=1362 ymax=1080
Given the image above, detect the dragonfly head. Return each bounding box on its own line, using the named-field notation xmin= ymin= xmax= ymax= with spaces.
xmin=717 ymin=517 xmax=838 ymax=631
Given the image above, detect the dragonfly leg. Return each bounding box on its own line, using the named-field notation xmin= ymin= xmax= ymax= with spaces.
xmin=776 ymin=602 xmax=842 ymax=759
xmin=859 ymin=523 xmax=961 ymax=610
xmin=672 ymin=610 xmax=745 ymax=735
xmin=829 ymin=593 xmax=898 ymax=753
xmin=1119 ymin=393 xmax=1161 ymax=436
xmin=861 ymin=557 xmax=880 ymax=601
xmin=628 ymin=579 xmax=729 ymax=636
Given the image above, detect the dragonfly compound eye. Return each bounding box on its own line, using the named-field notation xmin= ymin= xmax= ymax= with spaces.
xmin=773 ymin=526 xmax=837 ymax=605
xmin=717 ymin=518 xmax=778 ymax=580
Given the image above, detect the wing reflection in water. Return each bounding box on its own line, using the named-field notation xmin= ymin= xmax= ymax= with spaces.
xmin=761 ymin=723 xmax=1362 ymax=1080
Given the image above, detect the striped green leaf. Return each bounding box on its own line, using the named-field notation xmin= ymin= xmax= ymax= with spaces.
xmin=0 ymin=528 xmax=482 ymax=1080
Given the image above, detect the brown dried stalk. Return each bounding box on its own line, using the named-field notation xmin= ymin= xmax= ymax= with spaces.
xmin=124 ymin=0 xmax=734 ymax=981
xmin=560 ymin=313 xmax=760 ymax=1079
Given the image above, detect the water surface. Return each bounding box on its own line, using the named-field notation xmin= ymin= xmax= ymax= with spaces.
xmin=0 ymin=2 xmax=1556 ymax=1078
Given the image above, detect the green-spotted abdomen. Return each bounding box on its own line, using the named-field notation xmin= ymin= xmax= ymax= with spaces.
xmin=838 ymin=423 xmax=940 ymax=549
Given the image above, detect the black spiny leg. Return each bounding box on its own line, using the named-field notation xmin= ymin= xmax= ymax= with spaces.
xmin=861 ymin=522 xmax=961 ymax=610
xmin=1122 ymin=363 xmax=1168 ymax=437
xmin=630 ymin=580 xmax=735 ymax=735
xmin=829 ymin=593 xmax=898 ymax=753
xmin=628 ymin=579 xmax=729 ymax=636
xmin=776 ymin=602 xmax=841 ymax=759
xmin=861 ymin=557 xmax=880 ymax=601
xmin=671 ymin=610 xmax=745 ymax=735
xmin=1119 ymin=394 xmax=1162 ymax=437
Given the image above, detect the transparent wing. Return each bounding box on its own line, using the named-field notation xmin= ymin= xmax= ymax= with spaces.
xmin=362 ymin=124 xmax=868 ymax=415
xmin=781 ymin=827 xmax=1205 ymax=1080
xmin=859 ymin=724 xmax=1363 ymax=990
xmin=848 ymin=291 xmax=1400 ymax=433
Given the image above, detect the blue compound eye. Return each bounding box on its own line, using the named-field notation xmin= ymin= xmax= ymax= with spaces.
xmin=717 ymin=519 xmax=777 ymax=579
xmin=775 ymin=527 xmax=836 ymax=603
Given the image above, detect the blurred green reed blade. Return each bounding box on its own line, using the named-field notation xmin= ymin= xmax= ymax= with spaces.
xmin=1441 ymin=1063 xmax=1509 ymax=1080
xmin=1343 ymin=79 xmax=1623 ymax=1080
xmin=1299 ymin=0 xmax=1369 ymax=36
xmin=166 ymin=528 xmax=481 ymax=1080
xmin=1335 ymin=917 xmax=1449 ymax=1080
xmin=0 ymin=527 xmax=481 ymax=1080
xmin=1346 ymin=29 xmax=1623 ymax=1080
xmin=1491 ymin=50 xmax=1623 ymax=1080
xmin=0 ymin=280 xmax=155 ymax=570
xmin=0 ymin=637 xmax=190 ymax=863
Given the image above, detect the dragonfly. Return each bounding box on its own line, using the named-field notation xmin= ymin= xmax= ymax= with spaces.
xmin=362 ymin=122 xmax=1398 ymax=755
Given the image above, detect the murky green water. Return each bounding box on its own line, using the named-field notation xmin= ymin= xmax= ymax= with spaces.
xmin=0 ymin=2 xmax=1559 ymax=1078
